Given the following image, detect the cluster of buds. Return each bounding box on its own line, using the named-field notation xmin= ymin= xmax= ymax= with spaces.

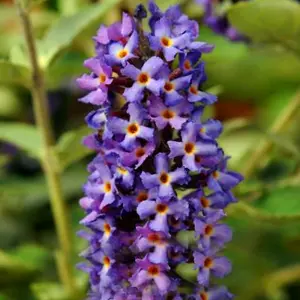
xmin=77 ymin=1 xmax=243 ymax=299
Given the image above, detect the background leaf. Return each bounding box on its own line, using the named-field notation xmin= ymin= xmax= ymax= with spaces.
xmin=38 ymin=0 xmax=121 ymax=68
xmin=0 ymin=60 xmax=30 ymax=87
xmin=0 ymin=123 xmax=42 ymax=159
xmin=254 ymin=187 xmax=300 ymax=217
xmin=55 ymin=127 xmax=92 ymax=170
xmin=228 ymin=0 xmax=300 ymax=52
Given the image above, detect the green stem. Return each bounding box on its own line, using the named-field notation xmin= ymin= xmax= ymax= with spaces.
xmin=241 ymin=90 xmax=300 ymax=179
xmin=15 ymin=0 xmax=75 ymax=295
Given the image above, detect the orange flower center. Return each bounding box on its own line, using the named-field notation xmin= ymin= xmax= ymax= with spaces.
xmin=103 ymin=223 xmax=111 ymax=235
xmin=135 ymin=147 xmax=146 ymax=158
xmin=160 ymin=36 xmax=173 ymax=47
xmin=204 ymin=257 xmax=213 ymax=268
xmin=184 ymin=142 xmax=195 ymax=154
xmin=200 ymin=292 xmax=208 ymax=300
xmin=117 ymin=49 xmax=128 ymax=59
xmin=200 ymin=197 xmax=210 ymax=208
xmin=103 ymin=256 xmax=111 ymax=267
xmin=162 ymin=109 xmax=175 ymax=119
xmin=138 ymin=72 xmax=150 ymax=85
xmin=148 ymin=233 xmax=161 ymax=243
xmin=104 ymin=182 xmax=112 ymax=193
xmin=156 ymin=203 xmax=168 ymax=214
xmin=99 ymin=74 xmax=107 ymax=83
xmin=127 ymin=123 xmax=139 ymax=135
xmin=136 ymin=191 xmax=148 ymax=203
xmin=184 ymin=60 xmax=192 ymax=71
xmin=147 ymin=265 xmax=160 ymax=276
xmin=190 ymin=85 xmax=198 ymax=95
xmin=159 ymin=172 xmax=170 ymax=184
xmin=204 ymin=224 xmax=213 ymax=236
xmin=213 ymin=171 xmax=220 ymax=179
xmin=164 ymin=81 xmax=174 ymax=92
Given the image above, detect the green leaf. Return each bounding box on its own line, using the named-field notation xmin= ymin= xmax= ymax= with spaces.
xmin=228 ymin=0 xmax=300 ymax=51
xmin=31 ymin=282 xmax=67 ymax=300
xmin=254 ymin=187 xmax=300 ymax=217
xmin=39 ymin=0 xmax=121 ymax=68
xmin=0 ymin=60 xmax=30 ymax=87
xmin=56 ymin=126 xmax=93 ymax=170
xmin=0 ymin=245 xmax=50 ymax=284
xmin=0 ymin=123 xmax=42 ymax=159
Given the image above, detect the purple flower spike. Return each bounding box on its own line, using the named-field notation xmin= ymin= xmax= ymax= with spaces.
xmin=122 ymin=56 xmax=165 ymax=102
xmin=78 ymin=2 xmax=243 ymax=298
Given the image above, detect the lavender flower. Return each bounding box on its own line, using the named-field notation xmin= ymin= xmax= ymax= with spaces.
xmin=78 ymin=2 xmax=243 ymax=299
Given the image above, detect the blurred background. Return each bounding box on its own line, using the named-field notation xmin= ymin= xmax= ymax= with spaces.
xmin=0 ymin=0 xmax=300 ymax=299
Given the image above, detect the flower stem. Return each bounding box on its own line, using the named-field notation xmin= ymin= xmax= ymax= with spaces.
xmin=15 ymin=0 xmax=75 ymax=294
xmin=241 ymin=90 xmax=300 ymax=179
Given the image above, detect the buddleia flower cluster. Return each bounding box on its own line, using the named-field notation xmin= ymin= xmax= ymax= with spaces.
xmin=195 ymin=0 xmax=248 ymax=41
xmin=77 ymin=1 xmax=243 ymax=299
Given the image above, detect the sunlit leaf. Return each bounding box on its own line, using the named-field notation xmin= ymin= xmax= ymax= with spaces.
xmin=0 ymin=123 xmax=42 ymax=159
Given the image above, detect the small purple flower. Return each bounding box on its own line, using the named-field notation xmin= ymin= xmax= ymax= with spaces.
xmin=130 ymin=257 xmax=171 ymax=294
xmin=194 ymin=214 xmax=232 ymax=250
xmin=137 ymin=198 xmax=189 ymax=234
xmin=121 ymin=179 xmax=158 ymax=211
xmin=193 ymin=286 xmax=234 ymax=300
xmin=188 ymin=70 xmax=217 ymax=105
xmin=194 ymin=250 xmax=232 ymax=286
xmin=135 ymin=225 xmax=169 ymax=264
xmin=105 ymin=30 xmax=138 ymax=66
xmin=208 ymin=157 xmax=244 ymax=192
xmin=108 ymin=102 xmax=154 ymax=150
xmin=148 ymin=95 xmax=191 ymax=130
xmin=159 ymin=68 xmax=192 ymax=106
xmin=121 ymin=56 xmax=165 ymax=102
xmin=77 ymin=58 xmax=112 ymax=105
xmin=140 ymin=153 xmax=189 ymax=199
xmin=84 ymin=162 xmax=116 ymax=209
xmin=94 ymin=12 xmax=134 ymax=45
xmin=168 ymin=122 xmax=218 ymax=171
xmin=148 ymin=16 xmax=191 ymax=61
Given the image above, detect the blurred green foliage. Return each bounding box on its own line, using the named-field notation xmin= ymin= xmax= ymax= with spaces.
xmin=0 ymin=0 xmax=300 ymax=299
